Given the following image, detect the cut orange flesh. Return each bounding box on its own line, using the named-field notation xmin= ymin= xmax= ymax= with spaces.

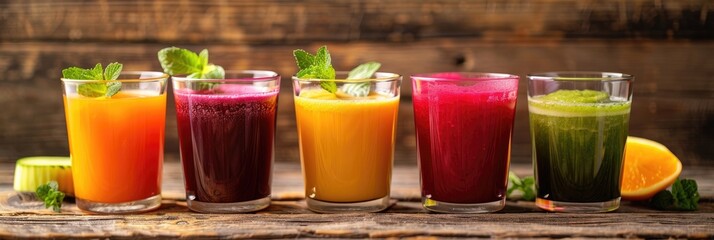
xmin=621 ymin=136 xmax=682 ymax=201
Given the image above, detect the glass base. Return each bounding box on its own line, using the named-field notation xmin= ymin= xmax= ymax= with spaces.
xmin=422 ymin=198 xmax=505 ymax=213
xmin=536 ymin=197 xmax=620 ymax=213
xmin=76 ymin=194 xmax=161 ymax=214
xmin=187 ymin=195 xmax=270 ymax=213
xmin=306 ymin=196 xmax=390 ymax=213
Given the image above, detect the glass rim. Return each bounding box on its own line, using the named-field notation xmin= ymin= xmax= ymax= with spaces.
xmin=292 ymin=71 xmax=401 ymax=83
xmin=411 ymin=72 xmax=519 ymax=82
xmin=61 ymin=71 xmax=168 ymax=83
xmin=172 ymin=70 xmax=280 ymax=83
xmin=527 ymin=71 xmax=633 ymax=82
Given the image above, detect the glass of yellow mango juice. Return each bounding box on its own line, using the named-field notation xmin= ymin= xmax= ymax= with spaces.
xmin=292 ymin=72 xmax=401 ymax=213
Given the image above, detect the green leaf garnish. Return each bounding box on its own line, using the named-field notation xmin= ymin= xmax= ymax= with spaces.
xmin=157 ymin=47 xmax=204 ymax=75
xmin=347 ymin=61 xmax=381 ymax=79
xmin=105 ymin=82 xmax=122 ymax=97
xmin=78 ymin=83 xmax=108 ymax=97
xmin=202 ymin=64 xmax=225 ymax=79
xmin=293 ymin=46 xmax=337 ymax=93
xmin=103 ymin=62 xmax=123 ymax=81
xmin=62 ymin=62 xmax=123 ymax=98
xmin=36 ymin=181 xmax=65 ymax=213
xmin=650 ymin=178 xmax=700 ymax=211
xmin=293 ymin=49 xmax=315 ymax=70
xmin=343 ymin=61 xmax=381 ymax=97
xmin=62 ymin=63 xmax=104 ymax=80
xmin=507 ymin=171 xmax=536 ymax=201
xmin=158 ymin=47 xmax=224 ymax=91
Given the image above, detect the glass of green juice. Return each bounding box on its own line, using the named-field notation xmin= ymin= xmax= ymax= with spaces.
xmin=527 ymin=72 xmax=633 ymax=213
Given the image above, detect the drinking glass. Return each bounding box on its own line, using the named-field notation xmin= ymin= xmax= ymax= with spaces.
xmin=527 ymin=71 xmax=634 ymax=213
xmin=293 ymin=72 xmax=401 ymax=213
xmin=62 ymin=71 xmax=168 ymax=213
xmin=412 ymin=72 xmax=519 ymax=213
xmin=173 ymin=71 xmax=279 ymax=213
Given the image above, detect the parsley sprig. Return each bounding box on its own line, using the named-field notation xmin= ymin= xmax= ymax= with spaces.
xmin=36 ymin=181 xmax=65 ymax=212
xmin=507 ymin=171 xmax=536 ymax=201
xmin=650 ymin=178 xmax=700 ymax=211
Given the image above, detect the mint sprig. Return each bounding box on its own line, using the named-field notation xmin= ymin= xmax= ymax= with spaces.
xmin=507 ymin=171 xmax=536 ymax=201
xmin=293 ymin=46 xmax=382 ymax=96
xmin=36 ymin=181 xmax=65 ymax=213
xmin=62 ymin=62 xmax=123 ymax=98
xmin=650 ymin=178 xmax=700 ymax=211
xmin=158 ymin=47 xmax=225 ymax=91
xmin=293 ymin=46 xmax=337 ymax=93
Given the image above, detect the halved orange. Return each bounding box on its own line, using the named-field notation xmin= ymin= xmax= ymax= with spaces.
xmin=621 ymin=136 xmax=682 ymax=201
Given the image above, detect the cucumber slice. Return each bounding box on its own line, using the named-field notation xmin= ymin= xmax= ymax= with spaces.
xmin=13 ymin=156 xmax=73 ymax=196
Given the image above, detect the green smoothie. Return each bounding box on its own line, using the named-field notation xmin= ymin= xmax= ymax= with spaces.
xmin=529 ymin=90 xmax=630 ymax=203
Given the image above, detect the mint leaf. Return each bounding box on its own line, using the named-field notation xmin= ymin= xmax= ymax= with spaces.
xmin=157 ymin=47 xmax=204 ymax=75
xmin=105 ymin=82 xmax=122 ymax=97
xmin=103 ymin=62 xmax=123 ymax=81
xmin=343 ymin=61 xmax=381 ymax=97
xmin=315 ymin=46 xmax=331 ymax=67
xmin=293 ymin=49 xmax=315 ymax=70
xmin=198 ymin=49 xmax=209 ymax=69
xmin=78 ymin=83 xmax=107 ymax=97
xmin=202 ymin=64 xmax=224 ymax=79
xmin=188 ymin=64 xmax=224 ymax=91
xmin=320 ymin=81 xmax=337 ymax=93
xmin=36 ymin=181 xmax=65 ymax=213
xmin=103 ymin=62 xmax=123 ymax=97
xmin=507 ymin=171 xmax=536 ymax=201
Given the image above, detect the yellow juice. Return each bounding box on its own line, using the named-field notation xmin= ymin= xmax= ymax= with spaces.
xmin=295 ymin=90 xmax=399 ymax=203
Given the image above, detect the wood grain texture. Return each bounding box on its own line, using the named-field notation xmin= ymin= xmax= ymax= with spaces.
xmin=0 ymin=162 xmax=712 ymax=239
xmin=1 ymin=41 xmax=713 ymax=166
xmin=1 ymin=0 xmax=712 ymax=43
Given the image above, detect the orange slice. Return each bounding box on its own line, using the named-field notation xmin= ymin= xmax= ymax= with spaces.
xmin=621 ymin=136 xmax=682 ymax=201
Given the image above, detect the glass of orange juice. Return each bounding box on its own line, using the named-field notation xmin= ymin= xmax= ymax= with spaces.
xmin=293 ymin=72 xmax=401 ymax=213
xmin=62 ymin=71 xmax=168 ymax=213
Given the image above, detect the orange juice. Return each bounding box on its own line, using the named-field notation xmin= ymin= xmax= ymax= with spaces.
xmin=295 ymin=90 xmax=399 ymax=202
xmin=64 ymin=91 xmax=165 ymax=203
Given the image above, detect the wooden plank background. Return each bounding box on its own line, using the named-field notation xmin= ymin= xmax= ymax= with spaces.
xmin=0 ymin=0 xmax=713 ymax=166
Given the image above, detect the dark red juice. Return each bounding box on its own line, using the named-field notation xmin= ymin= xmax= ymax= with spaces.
xmin=413 ymin=73 xmax=518 ymax=203
xmin=175 ymin=85 xmax=277 ymax=203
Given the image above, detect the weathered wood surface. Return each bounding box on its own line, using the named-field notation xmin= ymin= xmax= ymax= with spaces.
xmin=0 ymin=162 xmax=712 ymax=239
xmin=1 ymin=0 xmax=712 ymax=42
xmin=1 ymin=41 xmax=714 ymax=166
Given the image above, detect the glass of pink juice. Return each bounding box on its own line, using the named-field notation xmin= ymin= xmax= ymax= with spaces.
xmin=411 ymin=72 xmax=519 ymax=213
xmin=172 ymin=71 xmax=280 ymax=213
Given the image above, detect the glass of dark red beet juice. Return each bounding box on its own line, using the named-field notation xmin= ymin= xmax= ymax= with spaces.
xmin=173 ymin=71 xmax=279 ymax=213
xmin=412 ymin=72 xmax=519 ymax=213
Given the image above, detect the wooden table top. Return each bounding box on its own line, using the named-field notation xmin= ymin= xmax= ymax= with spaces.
xmin=0 ymin=162 xmax=712 ymax=239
